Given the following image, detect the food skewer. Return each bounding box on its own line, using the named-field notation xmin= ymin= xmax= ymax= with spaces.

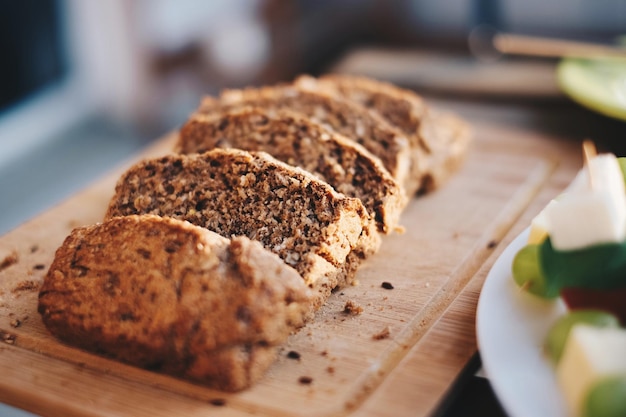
xmin=582 ymin=139 xmax=598 ymax=190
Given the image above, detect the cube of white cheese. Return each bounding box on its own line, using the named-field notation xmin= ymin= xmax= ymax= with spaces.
xmin=556 ymin=325 xmax=626 ymax=416
xmin=545 ymin=154 xmax=626 ymax=251
xmin=528 ymin=199 xmax=557 ymax=244
xmin=546 ymin=192 xmax=626 ymax=250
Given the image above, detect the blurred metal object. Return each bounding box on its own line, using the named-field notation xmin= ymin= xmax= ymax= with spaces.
xmin=493 ymin=33 xmax=626 ymax=59
xmin=332 ymin=47 xmax=561 ymax=99
xmin=468 ymin=25 xmax=502 ymax=62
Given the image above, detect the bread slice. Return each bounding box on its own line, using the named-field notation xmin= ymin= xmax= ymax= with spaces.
xmin=177 ymin=106 xmax=406 ymax=234
xmin=197 ymin=84 xmax=414 ymax=196
xmin=418 ymin=110 xmax=472 ymax=192
xmin=104 ymin=149 xmax=380 ymax=307
xmin=296 ymin=74 xmax=471 ymax=193
xmin=38 ymin=214 xmax=312 ymax=391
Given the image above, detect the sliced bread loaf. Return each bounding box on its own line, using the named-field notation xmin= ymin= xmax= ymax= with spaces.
xmin=297 ymin=74 xmax=471 ymax=193
xmin=104 ymin=149 xmax=380 ymax=307
xmin=38 ymin=214 xmax=312 ymax=391
xmin=197 ymin=84 xmax=414 ymax=196
xmin=177 ymin=106 xmax=406 ymax=234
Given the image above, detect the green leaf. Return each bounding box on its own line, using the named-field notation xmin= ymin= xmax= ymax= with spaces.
xmin=540 ymin=238 xmax=626 ymax=290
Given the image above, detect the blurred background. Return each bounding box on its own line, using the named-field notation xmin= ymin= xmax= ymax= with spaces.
xmin=1 ymin=1 xmax=626 ymax=416
xmin=2 ymin=0 xmax=626 ymax=236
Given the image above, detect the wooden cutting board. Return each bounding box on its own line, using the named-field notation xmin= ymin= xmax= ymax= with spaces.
xmin=0 ymin=122 xmax=581 ymax=417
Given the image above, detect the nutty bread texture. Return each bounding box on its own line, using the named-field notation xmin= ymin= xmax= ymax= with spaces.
xmin=177 ymin=106 xmax=406 ymax=234
xmin=296 ymin=74 xmax=471 ymax=193
xmin=104 ymin=149 xmax=380 ymax=307
xmin=38 ymin=74 xmax=471 ymax=392
xmin=197 ymin=84 xmax=413 ymax=196
xmin=38 ymin=215 xmax=312 ymax=391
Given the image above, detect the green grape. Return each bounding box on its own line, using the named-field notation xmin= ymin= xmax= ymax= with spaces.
xmin=512 ymin=244 xmax=559 ymax=298
xmin=584 ymin=375 xmax=626 ymax=417
xmin=545 ymin=310 xmax=619 ymax=364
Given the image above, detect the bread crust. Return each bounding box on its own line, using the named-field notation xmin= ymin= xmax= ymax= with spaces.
xmin=38 ymin=215 xmax=311 ymax=391
xmin=104 ymin=149 xmax=379 ymax=307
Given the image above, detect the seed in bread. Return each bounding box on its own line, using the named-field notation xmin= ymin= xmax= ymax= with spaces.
xmin=197 ymin=84 xmax=413 ymax=196
xmin=104 ymin=149 xmax=380 ymax=307
xmin=177 ymin=106 xmax=406 ymax=234
xmin=37 ymin=214 xmax=312 ymax=391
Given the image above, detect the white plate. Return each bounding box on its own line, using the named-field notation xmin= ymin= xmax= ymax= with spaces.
xmin=476 ymin=229 xmax=570 ymax=417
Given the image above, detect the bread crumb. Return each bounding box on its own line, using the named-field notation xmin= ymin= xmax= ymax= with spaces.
xmin=9 ymin=319 xmax=21 ymax=328
xmin=381 ymin=281 xmax=394 ymax=290
xmin=298 ymin=376 xmax=313 ymax=385
xmin=372 ymin=326 xmax=390 ymax=340
xmin=326 ymin=366 xmax=335 ymax=375
xmin=1 ymin=331 xmax=16 ymax=345
xmin=0 ymin=248 xmax=18 ymax=272
xmin=12 ymin=280 xmax=40 ymax=293
xmin=287 ymin=350 xmax=301 ymax=360
xmin=343 ymin=300 xmax=363 ymax=315
xmin=209 ymin=398 xmax=226 ymax=406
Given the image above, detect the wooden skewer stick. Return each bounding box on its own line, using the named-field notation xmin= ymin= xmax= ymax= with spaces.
xmin=519 ymin=280 xmax=531 ymax=292
xmin=582 ymin=139 xmax=598 ymax=190
xmin=493 ymin=33 xmax=626 ymax=59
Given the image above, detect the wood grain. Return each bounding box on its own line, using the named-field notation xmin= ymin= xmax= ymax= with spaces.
xmin=0 ymin=123 xmax=581 ymax=416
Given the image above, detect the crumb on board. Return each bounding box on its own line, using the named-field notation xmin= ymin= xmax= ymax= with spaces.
xmin=0 ymin=248 xmax=18 ymax=272
xmin=326 ymin=366 xmax=335 ymax=375
xmin=372 ymin=326 xmax=391 ymax=340
xmin=1 ymin=331 xmax=16 ymax=345
xmin=287 ymin=350 xmax=301 ymax=360
xmin=33 ymin=264 xmax=46 ymax=271
xmin=343 ymin=300 xmax=363 ymax=315
xmin=12 ymin=280 xmax=40 ymax=293
xmin=298 ymin=376 xmax=313 ymax=385
xmin=381 ymin=281 xmax=394 ymax=290
xmin=30 ymin=245 xmax=39 ymax=253
xmin=209 ymin=398 xmax=226 ymax=407
xmin=487 ymin=240 xmax=497 ymax=249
